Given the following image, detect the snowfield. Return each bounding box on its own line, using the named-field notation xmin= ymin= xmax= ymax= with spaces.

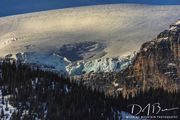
xmin=0 ymin=4 xmax=180 ymax=58
xmin=0 ymin=4 xmax=180 ymax=74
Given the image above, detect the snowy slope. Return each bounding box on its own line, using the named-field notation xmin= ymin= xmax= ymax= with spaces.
xmin=0 ymin=89 xmax=143 ymax=120
xmin=0 ymin=4 xmax=180 ymax=59
xmin=0 ymin=90 xmax=16 ymax=120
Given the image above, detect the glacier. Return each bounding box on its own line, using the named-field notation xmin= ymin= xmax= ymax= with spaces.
xmin=4 ymin=52 xmax=135 ymax=76
xmin=67 ymin=54 xmax=135 ymax=75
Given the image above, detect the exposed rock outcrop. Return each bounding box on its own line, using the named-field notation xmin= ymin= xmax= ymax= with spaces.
xmin=120 ymin=20 xmax=180 ymax=94
xmin=72 ymin=20 xmax=180 ymax=97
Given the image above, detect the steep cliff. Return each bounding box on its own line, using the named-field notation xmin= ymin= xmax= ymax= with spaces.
xmin=120 ymin=20 xmax=180 ymax=94
xmin=71 ymin=20 xmax=180 ymax=97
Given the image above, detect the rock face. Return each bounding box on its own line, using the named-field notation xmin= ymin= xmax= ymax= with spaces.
xmin=120 ymin=20 xmax=180 ymax=93
xmin=3 ymin=19 xmax=180 ymax=97
xmin=71 ymin=20 xmax=180 ymax=97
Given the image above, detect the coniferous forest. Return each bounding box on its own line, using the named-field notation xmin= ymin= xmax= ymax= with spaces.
xmin=0 ymin=60 xmax=179 ymax=120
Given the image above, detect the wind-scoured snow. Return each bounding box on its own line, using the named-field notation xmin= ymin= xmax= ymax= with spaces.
xmin=0 ymin=4 xmax=180 ymax=76
xmin=0 ymin=4 xmax=180 ymax=58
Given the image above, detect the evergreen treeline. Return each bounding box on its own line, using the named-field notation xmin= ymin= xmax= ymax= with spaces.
xmin=0 ymin=60 xmax=179 ymax=120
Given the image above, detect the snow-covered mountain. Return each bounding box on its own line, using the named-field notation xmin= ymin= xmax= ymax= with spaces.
xmin=0 ymin=4 xmax=180 ymax=75
xmin=0 ymin=4 xmax=180 ymax=57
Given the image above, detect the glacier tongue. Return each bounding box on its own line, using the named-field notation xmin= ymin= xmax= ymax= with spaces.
xmin=5 ymin=52 xmax=71 ymax=73
xmin=66 ymin=55 xmax=134 ymax=76
xmin=4 ymin=52 xmax=134 ymax=75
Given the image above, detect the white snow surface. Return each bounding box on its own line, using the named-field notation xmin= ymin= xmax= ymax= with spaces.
xmin=0 ymin=90 xmax=16 ymax=120
xmin=0 ymin=4 xmax=180 ymax=76
xmin=175 ymin=19 xmax=180 ymax=25
xmin=0 ymin=102 xmax=16 ymax=120
xmin=0 ymin=4 xmax=180 ymax=58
